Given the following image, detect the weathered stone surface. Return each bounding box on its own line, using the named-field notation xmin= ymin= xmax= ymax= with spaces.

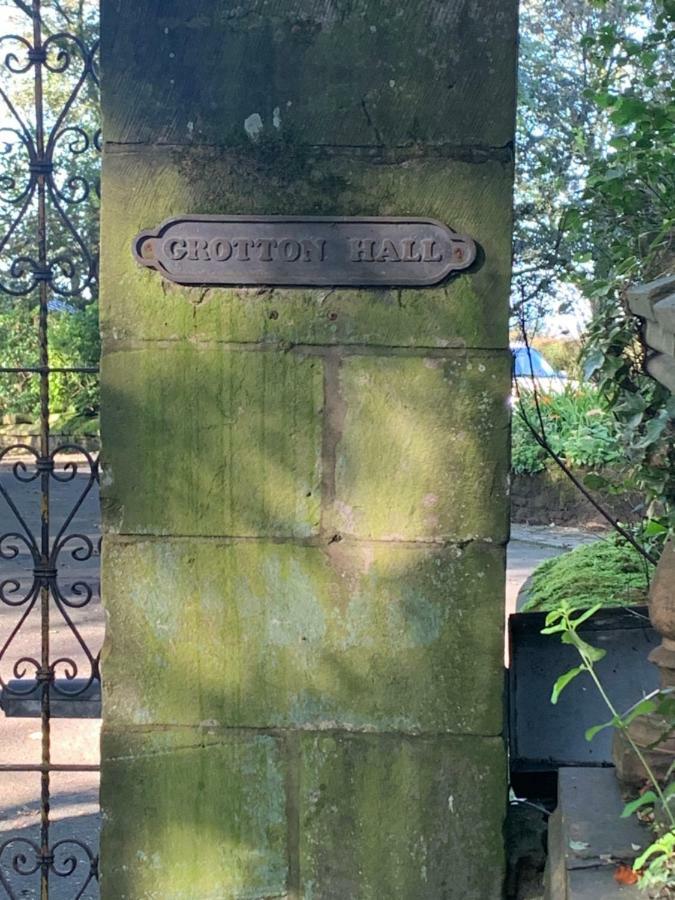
xmin=331 ymin=352 xmax=510 ymax=542
xmin=646 ymin=321 xmax=675 ymax=356
xmin=100 ymin=728 xmax=288 ymax=900
xmin=102 ymin=1 xmax=518 ymax=148
xmin=100 ymin=147 xmax=512 ymax=351
xmin=649 ymin=536 xmax=675 ymax=636
xmin=646 ymin=352 xmax=675 ymax=393
xmin=545 ymin=767 xmax=646 ymax=900
xmin=298 ymin=733 xmax=506 ymax=899
xmin=654 ymin=293 xmax=675 ymax=333
xmin=100 ymin=0 xmax=517 ymax=892
xmin=102 ymin=538 xmax=505 ymax=734
xmin=101 ymin=347 xmax=323 ymax=537
xmin=627 ymin=275 xmax=675 ymax=320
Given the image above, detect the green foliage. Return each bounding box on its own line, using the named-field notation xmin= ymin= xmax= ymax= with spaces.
xmin=0 ymin=0 xmax=100 ymax=435
xmin=512 ymin=383 xmax=623 ymax=475
xmin=515 ymin=0 xmax=674 ymax=531
xmin=0 ymin=298 xmax=99 ymax=428
xmin=0 ymin=299 xmax=40 ymax=417
xmin=543 ymin=602 xmax=675 ymax=897
xmin=522 ymin=534 xmax=652 ymax=611
xmin=635 ymin=829 xmax=675 ymax=894
xmin=565 ymin=0 xmax=675 ymax=526
xmin=513 ymin=0 xmax=648 ymax=314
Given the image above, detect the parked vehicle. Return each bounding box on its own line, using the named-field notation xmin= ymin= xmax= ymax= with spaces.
xmin=511 ymin=343 xmax=569 ymax=395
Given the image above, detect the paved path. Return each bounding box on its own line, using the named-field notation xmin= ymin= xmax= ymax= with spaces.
xmin=0 ymin=458 xmax=604 ymax=897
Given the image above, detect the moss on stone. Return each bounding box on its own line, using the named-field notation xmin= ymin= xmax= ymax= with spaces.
xmin=100 ymin=147 xmax=512 ymax=351
xmin=522 ymin=535 xmax=652 ymax=612
xmin=101 ymin=347 xmax=323 ymax=537
xmin=101 ymin=538 xmax=505 ymax=734
xmin=100 ymin=728 xmax=288 ymax=900
xmin=299 ymin=733 xmax=507 ymax=899
xmin=332 ymin=352 xmax=511 ymax=542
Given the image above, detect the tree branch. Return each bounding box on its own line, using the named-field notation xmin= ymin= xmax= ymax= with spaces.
xmin=12 ymin=0 xmax=34 ymax=20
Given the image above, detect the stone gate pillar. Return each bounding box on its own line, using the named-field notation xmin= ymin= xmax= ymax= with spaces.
xmin=99 ymin=2 xmax=518 ymax=897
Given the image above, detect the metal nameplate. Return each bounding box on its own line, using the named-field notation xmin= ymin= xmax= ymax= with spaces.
xmin=132 ymin=215 xmax=476 ymax=287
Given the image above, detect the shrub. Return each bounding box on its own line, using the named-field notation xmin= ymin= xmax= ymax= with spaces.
xmin=0 ymin=300 xmax=100 ymax=428
xmin=522 ymin=534 xmax=652 ymax=612
xmin=512 ymin=383 xmax=624 ymax=475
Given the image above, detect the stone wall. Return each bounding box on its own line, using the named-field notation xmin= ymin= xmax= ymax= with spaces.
xmin=99 ymin=2 xmax=518 ymax=897
xmin=511 ymin=469 xmax=643 ymax=527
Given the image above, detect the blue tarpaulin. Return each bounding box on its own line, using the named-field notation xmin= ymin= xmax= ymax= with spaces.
xmin=511 ymin=345 xmax=560 ymax=379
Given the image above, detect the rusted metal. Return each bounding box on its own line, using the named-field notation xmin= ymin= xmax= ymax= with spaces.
xmin=0 ymin=1 xmax=100 ymax=895
xmin=133 ymin=214 xmax=477 ymax=287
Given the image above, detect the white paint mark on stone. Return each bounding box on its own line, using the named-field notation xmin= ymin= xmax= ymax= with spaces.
xmin=272 ymin=106 xmax=282 ymax=129
xmin=244 ymin=113 xmax=264 ymax=141
xmin=448 ymin=794 xmax=455 ymax=813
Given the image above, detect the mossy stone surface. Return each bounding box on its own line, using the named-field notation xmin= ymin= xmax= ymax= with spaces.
xmin=100 ymin=728 xmax=288 ymax=900
xmin=100 ymin=147 xmax=512 ymax=351
xmin=332 ymin=352 xmax=511 ymax=542
xmin=99 ymin=0 xmax=517 ymax=892
xmin=101 ymin=347 xmax=323 ymax=537
xmin=299 ymin=733 xmax=507 ymax=899
xmin=102 ymin=1 xmax=517 ymax=148
xmin=101 ymin=538 xmax=505 ymax=734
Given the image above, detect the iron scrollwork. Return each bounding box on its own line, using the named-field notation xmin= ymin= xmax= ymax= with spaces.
xmin=0 ymin=1 xmax=101 ymax=896
xmin=0 ymin=25 xmax=99 ymax=299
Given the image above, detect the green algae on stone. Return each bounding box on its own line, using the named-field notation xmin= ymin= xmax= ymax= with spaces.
xmin=100 ymin=728 xmax=288 ymax=900
xmin=101 ymin=346 xmax=323 ymax=537
xmin=101 ymin=538 xmax=505 ymax=735
xmin=522 ymin=535 xmax=652 ymax=612
xmin=331 ymin=352 xmax=511 ymax=542
xmin=299 ymin=732 xmax=507 ymax=899
xmin=100 ymin=147 xmax=512 ymax=351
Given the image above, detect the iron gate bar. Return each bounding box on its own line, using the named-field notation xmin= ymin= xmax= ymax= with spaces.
xmin=0 ymin=765 xmax=100 ymax=772
xmin=0 ymin=367 xmax=99 ymax=373
xmin=0 ymin=0 xmax=101 ymax=896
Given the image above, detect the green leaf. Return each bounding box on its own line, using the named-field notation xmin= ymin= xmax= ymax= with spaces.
xmin=623 ymin=698 xmax=659 ymax=726
xmin=544 ymin=609 xmax=565 ymax=627
xmin=586 ymin=718 xmax=617 ymax=741
xmin=571 ymin=604 xmax=603 ymax=627
xmin=583 ymin=350 xmax=604 ymax=380
xmin=621 ymin=790 xmax=657 ymax=817
xmin=561 ymin=631 xmax=607 ymax=662
xmin=551 ymin=665 xmax=585 ymax=705
xmin=541 ymin=623 xmax=566 ymax=635
xmin=643 ymin=520 xmax=668 ymax=537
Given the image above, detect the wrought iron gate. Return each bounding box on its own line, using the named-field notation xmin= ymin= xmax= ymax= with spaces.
xmin=0 ymin=0 xmax=101 ymax=896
